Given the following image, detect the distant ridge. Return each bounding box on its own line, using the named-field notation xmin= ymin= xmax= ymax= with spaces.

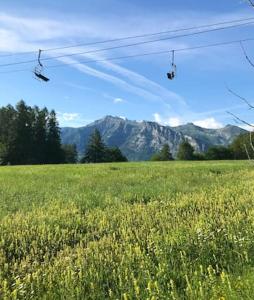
xmin=61 ymin=116 xmax=246 ymax=161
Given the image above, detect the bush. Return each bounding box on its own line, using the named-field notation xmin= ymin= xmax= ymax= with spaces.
xmin=150 ymin=144 xmax=173 ymax=161
xmin=205 ymin=146 xmax=233 ymax=160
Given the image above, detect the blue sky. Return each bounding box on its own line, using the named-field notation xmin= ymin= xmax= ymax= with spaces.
xmin=0 ymin=0 xmax=254 ymax=128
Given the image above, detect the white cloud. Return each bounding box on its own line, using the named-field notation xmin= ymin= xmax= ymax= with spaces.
xmin=57 ymin=112 xmax=80 ymax=122
xmin=239 ymin=124 xmax=254 ymax=131
xmin=57 ymin=112 xmax=91 ymax=127
xmin=153 ymin=113 xmax=224 ymax=129
xmin=167 ymin=117 xmax=182 ymax=127
xmin=58 ymin=56 xmax=179 ymax=106
xmin=62 ymin=113 xmax=79 ymax=121
xmin=193 ymin=118 xmax=223 ymax=129
xmin=153 ymin=113 xmax=182 ymax=126
xmin=99 ymin=59 xmax=187 ymax=108
xmin=153 ymin=113 xmax=162 ymax=124
xmin=1 ymin=9 xmax=253 ymax=124
xmin=114 ymin=98 xmax=124 ymax=103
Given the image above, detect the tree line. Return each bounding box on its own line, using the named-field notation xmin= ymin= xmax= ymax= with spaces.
xmin=150 ymin=133 xmax=254 ymax=161
xmin=0 ymin=101 xmax=65 ymax=165
xmin=0 ymin=101 xmax=252 ymax=165
xmin=0 ymin=101 xmax=127 ymax=165
xmin=81 ymin=129 xmax=127 ymax=163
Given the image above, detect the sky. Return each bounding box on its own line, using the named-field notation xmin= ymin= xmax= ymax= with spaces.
xmin=0 ymin=0 xmax=254 ymax=129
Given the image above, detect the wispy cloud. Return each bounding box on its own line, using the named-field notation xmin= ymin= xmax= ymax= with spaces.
xmin=58 ymin=112 xmax=79 ymax=121
xmin=1 ymin=8 xmax=253 ymax=124
xmin=153 ymin=113 xmax=224 ymax=129
xmin=193 ymin=117 xmax=223 ymax=129
xmin=114 ymin=97 xmax=124 ymax=103
xmin=57 ymin=111 xmax=91 ymax=127
xmin=153 ymin=113 xmax=183 ymax=126
xmin=57 ymin=56 xmax=184 ymax=109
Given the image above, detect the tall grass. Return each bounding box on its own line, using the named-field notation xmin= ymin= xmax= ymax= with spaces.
xmin=0 ymin=161 xmax=253 ymax=299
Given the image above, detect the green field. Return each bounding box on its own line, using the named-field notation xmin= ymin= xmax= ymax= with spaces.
xmin=0 ymin=161 xmax=254 ymax=299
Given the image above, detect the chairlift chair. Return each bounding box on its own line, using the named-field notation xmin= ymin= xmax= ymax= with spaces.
xmin=167 ymin=50 xmax=176 ymax=80
xmin=34 ymin=49 xmax=50 ymax=82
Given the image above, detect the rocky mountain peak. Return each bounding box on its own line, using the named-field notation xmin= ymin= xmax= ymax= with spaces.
xmin=61 ymin=116 xmax=246 ymax=161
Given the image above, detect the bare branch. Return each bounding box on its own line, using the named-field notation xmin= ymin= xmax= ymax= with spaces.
xmin=246 ymin=0 xmax=254 ymax=7
xmin=244 ymin=143 xmax=252 ymax=160
xmin=244 ymin=143 xmax=254 ymax=163
xmin=227 ymin=111 xmax=254 ymax=128
xmin=227 ymin=86 xmax=254 ymax=109
xmin=240 ymin=41 xmax=254 ymax=68
xmin=249 ymin=131 xmax=254 ymax=152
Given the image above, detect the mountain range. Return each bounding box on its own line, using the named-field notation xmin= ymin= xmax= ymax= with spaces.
xmin=61 ymin=116 xmax=246 ymax=161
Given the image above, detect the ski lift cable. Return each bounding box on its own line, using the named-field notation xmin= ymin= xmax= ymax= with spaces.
xmin=27 ymin=17 xmax=254 ymax=52
xmin=1 ymin=16 xmax=254 ymax=59
xmin=1 ymin=20 xmax=254 ymax=68
xmin=1 ymin=37 xmax=254 ymax=75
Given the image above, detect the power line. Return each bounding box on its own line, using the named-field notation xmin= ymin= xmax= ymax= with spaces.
xmin=1 ymin=37 xmax=254 ymax=75
xmin=0 ymin=20 xmax=254 ymax=68
xmin=1 ymin=16 xmax=254 ymax=59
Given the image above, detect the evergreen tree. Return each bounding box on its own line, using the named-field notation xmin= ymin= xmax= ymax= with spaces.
xmin=0 ymin=105 xmax=17 ymax=164
xmin=81 ymin=129 xmax=106 ymax=163
xmin=177 ymin=140 xmax=195 ymax=160
xmin=193 ymin=152 xmax=205 ymax=161
xmin=33 ymin=107 xmax=48 ymax=164
xmin=0 ymin=101 xmax=69 ymax=165
xmin=230 ymin=132 xmax=254 ymax=159
xmin=0 ymin=143 xmax=8 ymax=165
xmin=46 ymin=110 xmax=64 ymax=164
xmin=205 ymin=146 xmax=233 ymax=160
xmin=150 ymin=144 xmax=173 ymax=161
xmin=105 ymin=147 xmax=128 ymax=162
xmin=12 ymin=100 xmax=34 ymax=165
xmin=160 ymin=144 xmax=173 ymax=161
xmin=62 ymin=144 xmax=78 ymax=163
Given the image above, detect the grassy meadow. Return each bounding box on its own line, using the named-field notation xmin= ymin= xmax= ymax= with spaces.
xmin=0 ymin=161 xmax=254 ymax=299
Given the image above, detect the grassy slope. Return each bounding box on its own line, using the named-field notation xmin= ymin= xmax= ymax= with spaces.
xmin=0 ymin=161 xmax=254 ymax=299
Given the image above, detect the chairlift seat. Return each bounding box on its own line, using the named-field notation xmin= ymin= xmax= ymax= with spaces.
xmin=167 ymin=72 xmax=175 ymax=80
xmin=34 ymin=72 xmax=50 ymax=82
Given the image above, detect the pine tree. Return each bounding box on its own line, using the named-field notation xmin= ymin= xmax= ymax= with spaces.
xmin=33 ymin=107 xmax=48 ymax=164
xmin=81 ymin=129 xmax=106 ymax=163
xmin=105 ymin=147 xmax=128 ymax=162
xmin=230 ymin=132 xmax=254 ymax=159
xmin=12 ymin=100 xmax=34 ymax=164
xmin=150 ymin=144 xmax=173 ymax=161
xmin=62 ymin=144 xmax=78 ymax=163
xmin=46 ymin=110 xmax=64 ymax=164
xmin=0 ymin=102 xmax=67 ymax=165
xmin=177 ymin=140 xmax=195 ymax=160
xmin=205 ymin=146 xmax=233 ymax=160
xmin=160 ymin=144 xmax=173 ymax=160
xmin=0 ymin=105 xmax=16 ymax=164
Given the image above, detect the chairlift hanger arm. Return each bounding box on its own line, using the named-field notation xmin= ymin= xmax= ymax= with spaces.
xmin=38 ymin=49 xmax=43 ymax=67
xmin=172 ymin=50 xmax=175 ymax=65
xmin=34 ymin=49 xmax=50 ymax=82
xmin=167 ymin=50 xmax=176 ymax=80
